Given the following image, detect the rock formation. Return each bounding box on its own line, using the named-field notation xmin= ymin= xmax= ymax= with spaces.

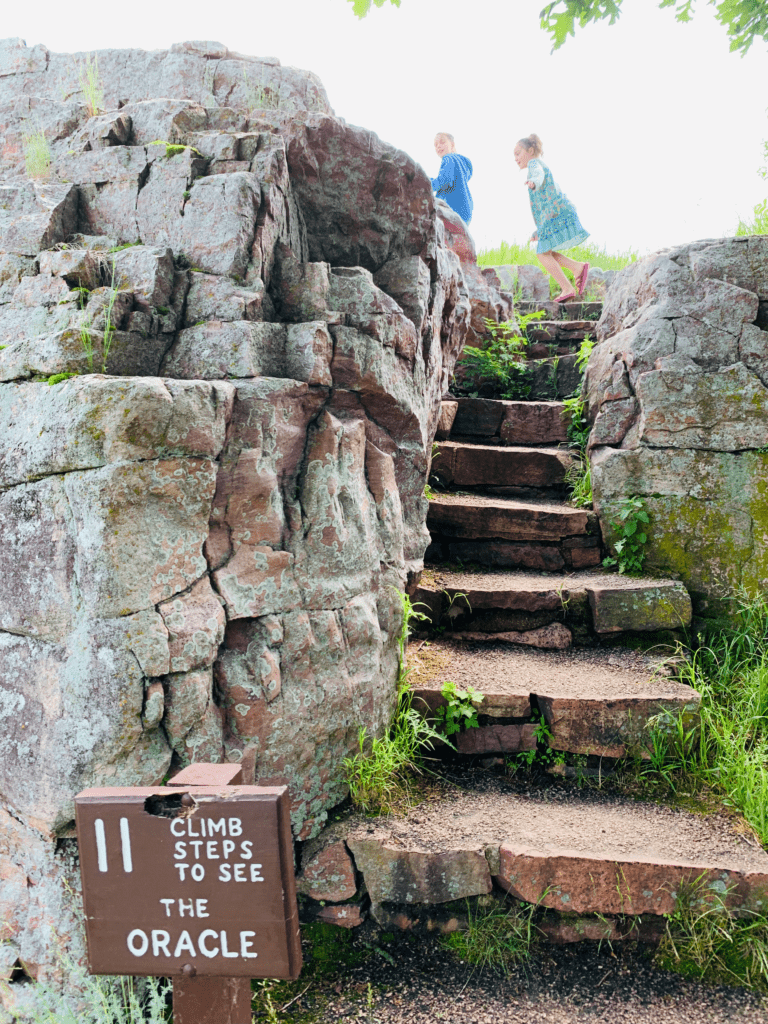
xmin=0 ymin=38 xmax=473 ymax=1006
xmin=585 ymin=237 xmax=768 ymax=619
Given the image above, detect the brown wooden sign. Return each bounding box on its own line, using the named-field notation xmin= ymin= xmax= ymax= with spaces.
xmin=74 ymin=777 xmax=301 ymax=982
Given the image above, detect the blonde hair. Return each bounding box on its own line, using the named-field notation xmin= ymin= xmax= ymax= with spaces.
xmin=518 ymin=134 xmax=543 ymax=157
xmin=435 ymin=132 xmax=455 ymax=147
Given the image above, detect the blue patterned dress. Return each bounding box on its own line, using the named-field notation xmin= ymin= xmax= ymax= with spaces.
xmin=527 ymin=159 xmax=589 ymax=254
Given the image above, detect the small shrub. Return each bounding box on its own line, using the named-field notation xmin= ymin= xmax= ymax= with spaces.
xmin=343 ymin=589 xmax=445 ymax=814
xmin=77 ymin=52 xmax=104 ymax=117
xmin=602 ymin=495 xmax=649 ymax=575
xmin=23 ymin=127 xmax=52 ymax=179
xmin=434 ymin=680 xmax=483 ymax=737
xmin=8 ymin=957 xmax=171 ymax=1023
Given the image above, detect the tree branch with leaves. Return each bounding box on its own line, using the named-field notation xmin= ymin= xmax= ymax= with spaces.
xmin=539 ymin=0 xmax=768 ymax=55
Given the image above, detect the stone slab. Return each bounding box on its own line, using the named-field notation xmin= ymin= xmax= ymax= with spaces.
xmin=432 ymin=441 xmax=573 ymax=490
xmin=427 ymin=495 xmax=594 ymax=543
xmin=345 ymin=840 xmax=492 ymax=905
xmin=410 ymin=638 xmax=699 ymax=757
xmin=587 ymin=580 xmax=692 ymax=633
xmin=346 ymin=783 xmax=768 ymax=917
xmin=500 ymin=401 xmax=569 ymax=446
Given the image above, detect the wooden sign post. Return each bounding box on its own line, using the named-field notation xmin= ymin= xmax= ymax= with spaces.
xmin=75 ymin=763 xmax=302 ymax=1024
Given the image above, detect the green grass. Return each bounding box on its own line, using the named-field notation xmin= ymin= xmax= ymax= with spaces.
xmin=735 ymin=199 xmax=768 ymax=236
xmin=441 ymin=898 xmax=541 ymax=972
xmin=656 ymin=874 xmax=768 ymax=990
xmin=23 ymin=128 xmax=52 ymax=179
xmin=342 ymin=589 xmax=446 ymax=814
xmin=635 ymin=591 xmax=768 ymax=847
xmin=76 ymin=52 xmax=104 ymax=118
xmin=477 ymin=239 xmax=639 ymax=273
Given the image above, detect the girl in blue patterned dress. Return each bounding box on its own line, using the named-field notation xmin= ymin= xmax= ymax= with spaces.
xmin=513 ymin=134 xmax=590 ymax=303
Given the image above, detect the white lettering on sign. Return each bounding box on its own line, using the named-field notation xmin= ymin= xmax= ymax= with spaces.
xmin=169 ymin=817 xmax=243 ymax=838
xmin=95 ymin=819 xmax=108 ymax=873
xmin=120 ymin=818 xmax=133 ymax=873
xmin=126 ymin=929 xmax=259 ymax=960
xmin=159 ymin=898 xmax=210 ymax=918
xmin=172 ymin=839 xmax=255 ymax=862
xmin=95 ymin=817 xmax=134 ymax=874
xmin=217 ymin=863 xmax=264 ymax=882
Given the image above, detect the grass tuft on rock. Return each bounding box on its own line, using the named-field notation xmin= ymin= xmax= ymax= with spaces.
xmin=23 ymin=127 xmax=52 ymax=179
xmin=656 ymin=874 xmax=768 ymax=991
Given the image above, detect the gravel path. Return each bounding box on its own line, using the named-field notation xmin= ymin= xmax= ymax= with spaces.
xmin=260 ymin=928 xmax=768 ymax=1023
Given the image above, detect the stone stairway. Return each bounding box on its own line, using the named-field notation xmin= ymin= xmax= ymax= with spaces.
xmin=294 ymin=291 xmax=768 ymax=945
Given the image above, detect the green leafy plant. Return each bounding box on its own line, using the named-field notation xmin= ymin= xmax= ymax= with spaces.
xmin=602 ymin=495 xmax=649 ymax=575
xmin=457 ymin=317 xmax=531 ymax=400
xmin=539 ymin=0 xmax=768 ymax=57
xmin=424 ymin=482 xmax=437 ymax=501
xmin=76 ymin=52 xmax=104 ymax=117
xmin=575 ymin=335 xmax=594 ymax=373
xmin=47 ymin=372 xmax=78 ymax=386
xmin=434 ymin=680 xmax=484 ymax=737
xmin=23 ymin=127 xmax=52 ymax=179
xmin=656 ymin=874 xmax=768 ymax=990
xmin=441 ymin=897 xmax=543 ymax=972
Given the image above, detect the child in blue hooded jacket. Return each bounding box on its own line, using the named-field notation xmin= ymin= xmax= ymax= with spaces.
xmin=431 ymin=133 xmax=473 ymax=225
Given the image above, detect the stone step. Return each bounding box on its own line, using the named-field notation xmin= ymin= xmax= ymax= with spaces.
xmin=449 ymin=398 xmax=569 ymax=445
xmin=414 ymin=567 xmax=693 ymax=637
xmin=344 ymin=779 xmax=768 ymax=918
xmin=430 ymin=441 xmax=574 ymax=497
xmin=409 ymin=638 xmax=697 ymax=758
xmin=516 ymin=299 xmax=603 ymax=321
xmin=427 ymin=495 xmax=601 ymax=571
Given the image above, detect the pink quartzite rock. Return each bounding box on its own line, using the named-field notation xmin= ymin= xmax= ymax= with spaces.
xmin=0 ymin=38 xmax=495 ymax=1003
xmin=455 ymin=723 xmax=537 ymax=755
xmin=297 ymin=840 xmax=358 ymax=902
xmin=587 ymin=236 xmax=768 ymax=618
xmin=313 ymin=904 xmax=365 ymax=928
xmin=346 ymin=840 xmax=492 ymax=904
xmin=455 ymin=623 xmax=572 ymax=650
xmin=435 ymin=199 xmax=476 ymax=263
xmin=496 ymin=845 xmax=768 ymax=916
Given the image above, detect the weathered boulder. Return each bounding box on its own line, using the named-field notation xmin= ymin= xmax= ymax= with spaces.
xmin=586 ymin=237 xmax=768 ymax=618
xmin=0 ymin=40 xmax=476 ymax=1004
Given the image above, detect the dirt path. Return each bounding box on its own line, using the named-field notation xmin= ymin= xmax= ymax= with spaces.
xmin=258 ymin=929 xmax=768 ymax=1023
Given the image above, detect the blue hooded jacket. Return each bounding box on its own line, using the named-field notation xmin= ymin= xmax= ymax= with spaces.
xmin=431 ymin=153 xmax=473 ymax=225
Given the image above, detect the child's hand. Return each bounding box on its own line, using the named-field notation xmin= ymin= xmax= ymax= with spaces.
xmin=530 ymin=232 xmax=538 ymax=242
xmin=526 ymin=181 xmax=536 ymax=190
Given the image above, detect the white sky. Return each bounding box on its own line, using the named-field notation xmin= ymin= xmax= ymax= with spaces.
xmin=6 ymin=0 xmax=768 ymax=258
